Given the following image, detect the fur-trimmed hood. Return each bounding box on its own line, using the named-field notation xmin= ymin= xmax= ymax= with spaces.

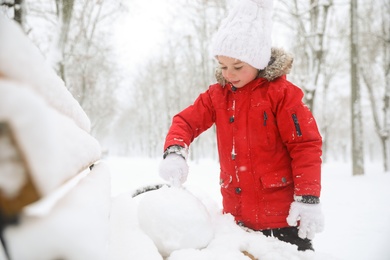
xmin=215 ymin=47 xmax=294 ymax=86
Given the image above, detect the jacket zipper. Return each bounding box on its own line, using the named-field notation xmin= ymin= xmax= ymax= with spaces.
xmin=263 ymin=111 xmax=268 ymax=126
xmin=292 ymin=113 xmax=302 ymax=137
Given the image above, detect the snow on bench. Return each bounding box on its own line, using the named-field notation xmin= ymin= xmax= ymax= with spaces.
xmin=0 ymin=14 xmax=110 ymax=260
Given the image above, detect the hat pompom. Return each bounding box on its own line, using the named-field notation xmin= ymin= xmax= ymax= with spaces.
xmin=211 ymin=0 xmax=273 ymax=70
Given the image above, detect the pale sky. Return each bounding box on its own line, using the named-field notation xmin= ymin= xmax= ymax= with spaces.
xmin=113 ymin=0 xmax=171 ymax=70
xmin=112 ymin=0 xmax=291 ymax=73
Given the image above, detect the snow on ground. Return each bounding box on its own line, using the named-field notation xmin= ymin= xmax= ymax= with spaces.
xmin=108 ymin=157 xmax=390 ymax=260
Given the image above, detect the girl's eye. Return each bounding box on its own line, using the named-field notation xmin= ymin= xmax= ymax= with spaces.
xmin=219 ymin=65 xmax=242 ymax=70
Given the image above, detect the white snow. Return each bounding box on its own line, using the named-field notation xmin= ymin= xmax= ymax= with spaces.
xmin=137 ymin=186 xmax=214 ymax=257
xmin=1 ymin=13 xmax=108 ymax=260
xmin=109 ymin=192 xmax=162 ymax=260
xmin=5 ymin=162 xmax=111 ymax=260
xmin=0 ymin=14 xmax=101 ymax=197
xmin=0 ymin=80 xmax=101 ymax=196
xmin=0 ymin=14 xmax=91 ymax=132
xmin=108 ymin=157 xmax=390 ymax=260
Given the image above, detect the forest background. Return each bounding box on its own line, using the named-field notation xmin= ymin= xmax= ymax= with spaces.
xmin=1 ymin=0 xmax=389 ymax=176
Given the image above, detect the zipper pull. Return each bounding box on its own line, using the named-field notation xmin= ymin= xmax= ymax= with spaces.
xmin=263 ymin=111 xmax=268 ymax=126
xmin=292 ymin=113 xmax=302 ymax=137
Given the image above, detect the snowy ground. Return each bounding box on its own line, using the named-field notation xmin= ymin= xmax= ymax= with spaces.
xmin=107 ymin=157 xmax=390 ymax=260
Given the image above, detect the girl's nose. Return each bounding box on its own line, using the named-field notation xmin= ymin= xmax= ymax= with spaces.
xmin=226 ymin=68 xmax=235 ymax=78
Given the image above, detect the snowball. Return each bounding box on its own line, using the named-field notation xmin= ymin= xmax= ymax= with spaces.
xmin=137 ymin=186 xmax=214 ymax=257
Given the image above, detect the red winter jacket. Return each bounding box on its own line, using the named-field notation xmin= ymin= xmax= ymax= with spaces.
xmin=163 ymin=49 xmax=322 ymax=230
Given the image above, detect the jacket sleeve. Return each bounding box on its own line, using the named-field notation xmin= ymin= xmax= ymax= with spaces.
xmin=269 ymin=78 xmax=322 ymax=197
xmin=163 ymin=88 xmax=216 ymax=151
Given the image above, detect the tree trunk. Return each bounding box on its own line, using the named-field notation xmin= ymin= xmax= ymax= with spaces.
xmin=13 ymin=0 xmax=24 ymax=26
xmin=53 ymin=0 xmax=75 ymax=82
xmin=350 ymin=0 xmax=364 ymax=176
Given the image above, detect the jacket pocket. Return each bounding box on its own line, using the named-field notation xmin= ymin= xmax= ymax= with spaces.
xmin=220 ymin=171 xmax=241 ymax=216
xmin=287 ymin=104 xmax=321 ymax=141
xmin=260 ymin=171 xmax=294 ymax=216
xmin=291 ymin=113 xmax=302 ymax=137
xmin=220 ymin=171 xmax=232 ymax=189
xmin=249 ymin=107 xmax=277 ymax=151
xmin=260 ymin=171 xmax=293 ymax=189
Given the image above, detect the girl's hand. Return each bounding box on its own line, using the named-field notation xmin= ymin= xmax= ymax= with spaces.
xmin=286 ymin=201 xmax=325 ymax=240
xmin=158 ymin=153 xmax=189 ymax=187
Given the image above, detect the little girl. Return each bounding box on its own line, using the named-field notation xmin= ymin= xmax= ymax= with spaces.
xmin=159 ymin=0 xmax=324 ymax=251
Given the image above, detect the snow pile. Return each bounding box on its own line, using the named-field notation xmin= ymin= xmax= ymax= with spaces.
xmin=168 ymin=213 xmax=313 ymax=260
xmin=137 ymin=186 xmax=215 ymax=257
xmin=108 ymin=157 xmax=390 ymax=260
xmin=109 ymin=193 xmax=163 ymax=260
xmin=5 ymin=162 xmax=111 ymax=260
xmin=0 ymin=14 xmax=110 ymax=260
xmin=0 ymin=80 xmax=101 ymax=196
xmin=110 ymin=182 xmax=319 ymax=260
xmin=0 ymin=14 xmax=101 ymax=198
xmin=0 ymin=14 xmax=90 ymax=132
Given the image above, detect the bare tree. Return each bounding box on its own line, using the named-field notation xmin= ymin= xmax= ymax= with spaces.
xmin=1 ymin=0 xmax=26 ymax=27
xmin=359 ymin=0 xmax=390 ymax=172
xmin=112 ymin=0 xmax=228 ymax=158
xmin=56 ymin=0 xmax=125 ymax=149
xmin=276 ymin=0 xmax=333 ymax=112
xmin=350 ymin=0 xmax=364 ymax=175
xmin=17 ymin=0 xmax=126 ymax=152
xmin=50 ymin=0 xmax=74 ymax=82
xmin=275 ymin=0 xmax=346 ymax=164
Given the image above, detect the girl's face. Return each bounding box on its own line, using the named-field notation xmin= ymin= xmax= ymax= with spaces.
xmin=217 ymin=56 xmax=259 ymax=88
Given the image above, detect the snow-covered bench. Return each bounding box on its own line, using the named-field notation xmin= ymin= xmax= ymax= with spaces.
xmin=0 ymin=14 xmax=110 ymax=260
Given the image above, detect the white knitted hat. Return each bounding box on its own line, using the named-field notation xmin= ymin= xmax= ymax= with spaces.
xmin=211 ymin=0 xmax=273 ymax=70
